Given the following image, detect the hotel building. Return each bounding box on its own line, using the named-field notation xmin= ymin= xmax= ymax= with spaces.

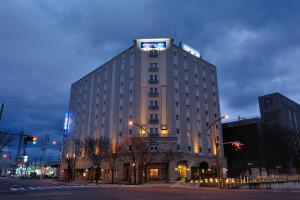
xmin=62 ymin=38 xmax=226 ymax=182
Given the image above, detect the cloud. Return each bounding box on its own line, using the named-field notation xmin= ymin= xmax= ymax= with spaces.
xmin=1 ymin=0 xmax=300 ymax=150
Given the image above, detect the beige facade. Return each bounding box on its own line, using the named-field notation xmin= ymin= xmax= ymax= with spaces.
xmin=61 ymin=38 xmax=226 ymax=182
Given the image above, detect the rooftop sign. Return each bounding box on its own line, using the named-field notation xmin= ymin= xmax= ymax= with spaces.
xmin=179 ymin=42 xmax=201 ymax=58
xmin=136 ymin=38 xmax=171 ymax=51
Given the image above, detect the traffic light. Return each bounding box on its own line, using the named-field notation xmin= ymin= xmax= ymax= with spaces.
xmin=231 ymin=141 xmax=244 ymax=151
xmin=24 ymin=136 xmax=38 ymax=144
xmin=32 ymin=137 xmax=37 ymax=144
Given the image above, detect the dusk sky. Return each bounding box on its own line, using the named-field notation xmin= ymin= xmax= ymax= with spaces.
xmin=1 ymin=0 xmax=300 ymax=155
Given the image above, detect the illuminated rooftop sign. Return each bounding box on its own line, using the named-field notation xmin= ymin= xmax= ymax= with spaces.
xmin=179 ymin=42 xmax=200 ymax=58
xmin=136 ymin=38 xmax=171 ymax=51
xmin=141 ymin=41 xmax=166 ymax=50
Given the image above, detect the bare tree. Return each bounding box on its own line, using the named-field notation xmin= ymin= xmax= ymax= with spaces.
xmin=104 ymin=142 xmax=124 ymax=183
xmin=84 ymin=136 xmax=109 ymax=183
xmin=159 ymin=141 xmax=177 ymax=182
xmin=122 ymin=135 xmax=152 ymax=184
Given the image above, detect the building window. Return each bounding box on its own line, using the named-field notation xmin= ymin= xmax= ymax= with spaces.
xmin=212 ymin=81 xmax=215 ymax=86
xmin=205 ymin=99 xmax=208 ymax=104
xmin=208 ymin=148 xmax=211 ymax=153
xmin=188 ymin=146 xmax=192 ymax=151
xmin=150 ymin=143 xmax=158 ymax=152
xmin=187 ymin=118 xmax=190 ymax=123
xmin=150 ymin=128 xmax=158 ymax=135
xmin=199 ymin=147 xmax=202 ymax=152
xmin=206 ymin=122 xmax=209 ymax=127
xmin=149 ymin=168 xmax=159 ymax=179
xmin=176 ymin=129 xmax=180 ymax=134
xmin=205 ymin=111 xmax=208 ymax=115
xmin=174 ymin=76 xmax=178 ymax=82
xmin=197 ymin=108 xmax=200 ymax=113
xmin=198 ymin=132 xmax=201 ymax=137
xmin=150 ymin=87 xmax=158 ymax=93
xmin=149 ymin=75 xmax=159 ymax=83
xmin=204 ymin=88 xmax=207 ymax=93
xmin=129 ymin=129 xmax=132 ymax=135
xmin=203 ymin=77 xmax=206 ymax=82
xmin=196 ymin=96 xmax=200 ymax=101
xmin=176 ymin=115 xmax=179 ymax=120
xmin=119 ymin=132 xmax=122 ymax=137
xmin=176 ymin=144 xmax=180 ymax=150
xmin=176 ymin=102 xmax=179 ymax=107
xmin=186 ymin=93 xmax=189 ymax=98
xmin=149 ymin=63 xmax=158 ymax=68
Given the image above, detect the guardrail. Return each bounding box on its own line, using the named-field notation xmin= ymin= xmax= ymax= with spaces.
xmin=191 ymin=175 xmax=300 ymax=189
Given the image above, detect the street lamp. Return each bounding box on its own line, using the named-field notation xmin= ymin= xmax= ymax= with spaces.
xmin=128 ymin=121 xmax=150 ymax=136
xmin=204 ymin=114 xmax=230 ymax=187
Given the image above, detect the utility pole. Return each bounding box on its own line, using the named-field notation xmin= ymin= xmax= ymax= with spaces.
xmin=0 ymin=104 xmax=4 ymax=121
xmin=0 ymin=101 xmax=22 ymax=122
xmin=40 ymin=134 xmax=49 ymax=179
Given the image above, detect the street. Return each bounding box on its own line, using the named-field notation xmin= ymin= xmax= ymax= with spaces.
xmin=0 ymin=178 xmax=300 ymax=200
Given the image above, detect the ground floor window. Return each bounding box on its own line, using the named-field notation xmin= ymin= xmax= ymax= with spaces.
xmin=149 ymin=168 xmax=159 ymax=179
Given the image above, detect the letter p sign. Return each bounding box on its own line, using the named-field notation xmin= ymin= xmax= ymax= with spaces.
xmin=264 ymin=97 xmax=273 ymax=110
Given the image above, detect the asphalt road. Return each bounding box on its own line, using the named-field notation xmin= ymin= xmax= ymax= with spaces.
xmin=1 ymin=178 xmax=300 ymax=200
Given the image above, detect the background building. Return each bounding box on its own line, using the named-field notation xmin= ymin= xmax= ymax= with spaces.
xmin=222 ymin=92 xmax=300 ymax=178
xmin=259 ymin=92 xmax=300 ymax=173
xmin=222 ymin=117 xmax=265 ymax=177
xmin=62 ymin=38 xmax=225 ymax=182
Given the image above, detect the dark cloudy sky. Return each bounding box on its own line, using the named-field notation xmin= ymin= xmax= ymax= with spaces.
xmin=1 ymin=0 xmax=300 ymax=156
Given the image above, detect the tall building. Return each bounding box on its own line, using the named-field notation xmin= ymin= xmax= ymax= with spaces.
xmin=61 ymin=38 xmax=225 ymax=182
xmin=259 ymin=92 xmax=300 ymax=173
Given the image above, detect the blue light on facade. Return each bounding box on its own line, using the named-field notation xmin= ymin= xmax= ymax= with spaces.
xmin=63 ymin=112 xmax=71 ymax=135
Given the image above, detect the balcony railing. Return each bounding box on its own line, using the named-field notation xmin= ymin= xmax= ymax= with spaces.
xmin=148 ymin=79 xmax=159 ymax=84
xmin=148 ymin=92 xmax=159 ymax=97
xmin=148 ymin=119 xmax=159 ymax=124
xmin=148 ymin=67 xmax=159 ymax=72
xmin=149 ymin=105 xmax=159 ymax=110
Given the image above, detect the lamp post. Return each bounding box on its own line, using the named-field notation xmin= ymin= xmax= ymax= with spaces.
xmin=202 ymin=114 xmax=229 ymax=187
xmin=128 ymin=121 xmax=150 ymax=184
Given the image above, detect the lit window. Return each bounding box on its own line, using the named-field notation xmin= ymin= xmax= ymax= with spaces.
xmin=149 ymin=168 xmax=159 ymax=179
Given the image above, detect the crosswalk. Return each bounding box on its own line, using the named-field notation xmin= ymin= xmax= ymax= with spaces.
xmin=8 ymin=185 xmax=94 ymax=192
